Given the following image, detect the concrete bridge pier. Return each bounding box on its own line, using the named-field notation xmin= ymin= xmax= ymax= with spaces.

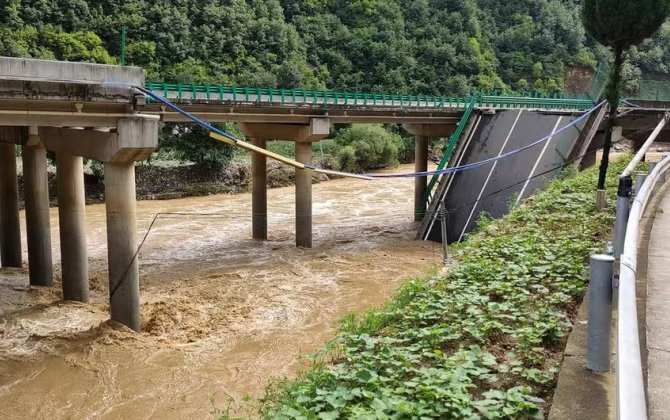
xmin=251 ymin=138 xmax=268 ymax=240
xmin=414 ymin=135 xmax=429 ymax=221
xmin=404 ymin=124 xmax=457 ymax=222
xmin=295 ymin=142 xmax=313 ymax=248
xmin=239 ymin=119 xmax=331 ymax=248
xmin=56 ymin=152 xmax=89 ymax=302
xmin=103 ymin=118 xmax=158 ymax=331
xmin=105 ymin=161 xmax=139 ymax=331
xmin=0 ymin=131 xmax=22 ymax=268
xmin=40 ymin=117 xmax=158 ymax=330
xmin=23 ymin=127 xmax=53 ymax=286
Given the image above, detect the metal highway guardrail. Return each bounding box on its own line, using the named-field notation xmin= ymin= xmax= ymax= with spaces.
xmin=144 ymin=82 xmax=594 ymax=111
xmin=587 ymin=111 xmax=670 ymax=420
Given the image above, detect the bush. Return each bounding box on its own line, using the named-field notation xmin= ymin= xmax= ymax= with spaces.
xmin=159 ymin=122 xmax=235 ymax=167
xmin=333 ymin=124 xmax=402 ymax=173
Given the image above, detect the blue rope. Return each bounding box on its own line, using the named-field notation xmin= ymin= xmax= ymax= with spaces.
xmin=365 ymin=101 xmax=606 ymax=178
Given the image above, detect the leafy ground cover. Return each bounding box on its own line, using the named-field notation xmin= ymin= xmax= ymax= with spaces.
xmin=258 ymin=158 xmax=629 ymax=419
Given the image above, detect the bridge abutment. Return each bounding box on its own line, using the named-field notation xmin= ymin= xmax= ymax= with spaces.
xmin=56 ymin=152 xmax=89 ymax=302
xmin=0 ymin=138 xmax=22 ymax=268
xmin=23 ymin=128 xmax=53 ymax=286
xmin=104 ymin=161 xmax=140 ymax=331
xmin=251 ymin=138 xmax=268 ymax=240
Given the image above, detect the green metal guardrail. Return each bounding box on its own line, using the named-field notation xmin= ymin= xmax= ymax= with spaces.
xmin=636 ymin=79 xmax=670 ymax=102
xmin=144 ymin=82 xmax=594 ymax=110
xmin=144 ymin=82 xmax=467 ymax=108
xmin=421 ymin=96 xmax=478 ymax=209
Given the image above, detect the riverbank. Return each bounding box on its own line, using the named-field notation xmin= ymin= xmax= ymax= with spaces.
xmin=259 ymin=158 xmax=628 ymax=418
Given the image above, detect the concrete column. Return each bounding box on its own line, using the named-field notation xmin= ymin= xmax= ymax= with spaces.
xmin=23 ymin=141 xmax=53 ymax=285
xmin=0 ymin=142 xmax=22 ymax=267
xmin=295 ymin=142 xmax=312 ymax=248
xmin=56 ymin=153 xmax=89 ymax=302
xmin=104 ymin=162 xmax=140 ymax=331
xmin=251 ymin=138 xmax=268 ymax=240
xmin=414 ymin=135 xmax=429 ymax=221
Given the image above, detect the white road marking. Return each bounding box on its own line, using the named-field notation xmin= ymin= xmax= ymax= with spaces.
xmin=516 ymin=116 xmax=563 ymax=204
xmin=458 ymin=109 xmax=523 ymax=242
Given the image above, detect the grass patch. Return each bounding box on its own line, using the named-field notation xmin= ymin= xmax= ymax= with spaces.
xmin=254 ymin=157 xmax=629 ymax=419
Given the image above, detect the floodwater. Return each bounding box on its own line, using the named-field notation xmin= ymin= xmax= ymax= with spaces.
xmin=0 ymin=164 xmax=440 ymax=419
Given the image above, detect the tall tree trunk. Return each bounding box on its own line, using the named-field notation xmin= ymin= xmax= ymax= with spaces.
xmin=597 ymin=46 xmax=624 ymax=190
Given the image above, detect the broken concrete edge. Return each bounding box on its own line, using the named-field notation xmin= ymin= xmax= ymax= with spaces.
xmin=0 ymin=56 xmax=144 ymax=85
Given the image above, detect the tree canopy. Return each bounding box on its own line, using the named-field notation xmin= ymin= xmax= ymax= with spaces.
xmin=581 ymin=0 xmax=670 ymax=189
xmin=1 ymin=0 xmax=669 ymax=95
xmin=582 ymin=0 xmax=670 ymax=50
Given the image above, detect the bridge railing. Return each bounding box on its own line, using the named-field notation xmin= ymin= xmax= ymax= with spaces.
xmin=144 ymin=82 xmax=471 ymax=109
xmin=604 ymin=113 xmax=670 ymax=419
xmin=613 ymin=154 xmax=670 ymax=420
xmin=422 ymin=96 xmax=478 ymax=208
xmin=144 ymin=82 xmax=595 ymax=111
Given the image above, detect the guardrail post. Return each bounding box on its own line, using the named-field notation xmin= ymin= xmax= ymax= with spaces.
xmin=439 ymin=201 xmax=449 ymax=265
xmin=614 ymin=176 xmax=633 ymax=259
xmin=586 ymin=254 xmax=615 ymax=372
xmin=635 ymin=172 xmax=648 ymax=197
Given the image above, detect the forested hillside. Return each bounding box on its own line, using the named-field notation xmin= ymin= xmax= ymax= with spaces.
xmin=2 ymin=0 xmax=669 ymax=96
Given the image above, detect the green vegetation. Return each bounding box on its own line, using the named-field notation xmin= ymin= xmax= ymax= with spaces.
xmin=581 ymin=0 xmax=670 ymax=189
xmin=3 ymin=1 xmax=669 ymax=169
xmin=3 ymin=1 xmax=670 ymax=94
xmin=333 ymin=125 xmax=404 ymax=173
xmin=257 ymin=158 xmax=627 ymax=419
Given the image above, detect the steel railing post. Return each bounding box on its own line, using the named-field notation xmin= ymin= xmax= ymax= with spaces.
xmin=586 ymin=254 xmax=615 ymax=372
xmin=635 ymin=172 xmax=648 ymax=197
xmin=614 ymin=176 xmax=633 ymax=259
xmin=439 ymin=202 xmax=448 ymax=265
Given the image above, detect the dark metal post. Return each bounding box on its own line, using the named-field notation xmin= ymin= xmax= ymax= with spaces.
xmin=439 ymin=202 xmax=448 ymax=265
xmin=635 ymin=172 xmax=647 ymax=197
xmin=614 ymin=176 xmax=632 ymax=259
xmin=121 ymin=26 xmax=127 ymax=66
xmin=586 ymin=254 xmax=615 ymax=372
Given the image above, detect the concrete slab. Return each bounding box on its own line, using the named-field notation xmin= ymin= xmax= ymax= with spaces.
xmin=0 ymin=56 xmax=143 ymax=106
xmin=0 ymin=56 xmax=143 ymax=85
xmin=646 ymin=308 xmax=670 ymax=351
xmin=549 ymin=355 xmax=613 ymax=420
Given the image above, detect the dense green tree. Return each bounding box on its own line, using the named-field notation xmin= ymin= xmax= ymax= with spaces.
xmin=582 ymin=0 xmax=670 ymax=189
xmin=334 ymin=124 xmax=402 ymax=173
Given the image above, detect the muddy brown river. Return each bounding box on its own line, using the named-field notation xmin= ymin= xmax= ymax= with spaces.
xmin=0 ymin=164 xmax=440 ymax=419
